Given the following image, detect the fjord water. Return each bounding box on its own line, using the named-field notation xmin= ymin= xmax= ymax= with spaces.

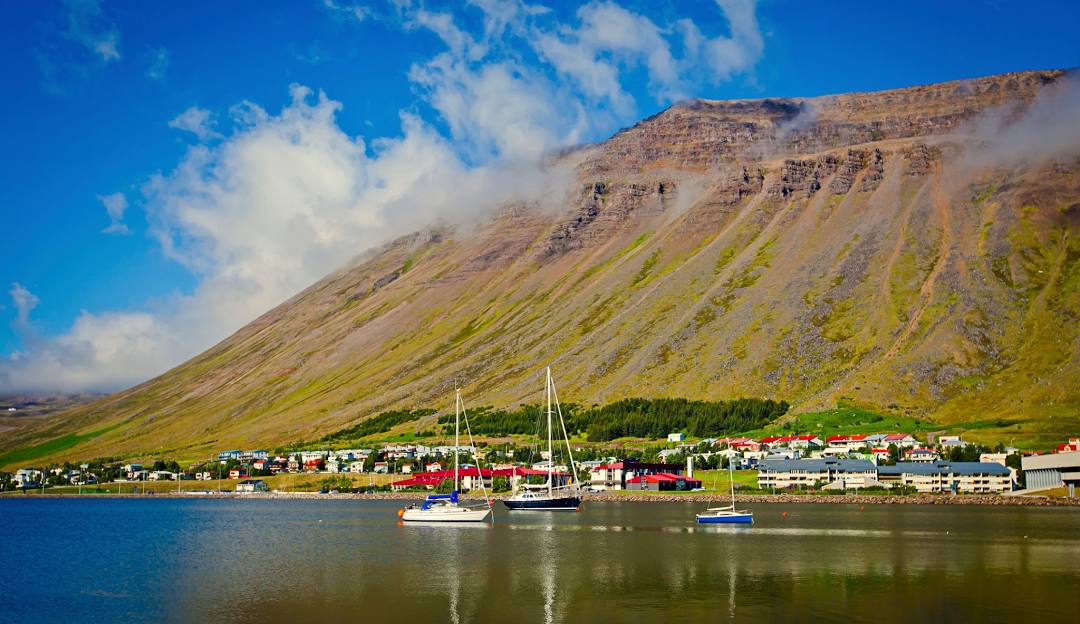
xmin=2 ymin=499 xmax=1078 ymax=623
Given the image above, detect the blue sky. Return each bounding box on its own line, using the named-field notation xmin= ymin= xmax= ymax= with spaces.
xmin=0 ymin=0 xmax=1077 ymax=393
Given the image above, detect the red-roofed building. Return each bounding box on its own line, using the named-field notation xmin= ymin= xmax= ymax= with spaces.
xmin=760 ymin=435 xmax=823 ymax=449
xmin=590 ymin=461 xmax=689 ymax=491
xmin=826 ymin=434 xmax=870 ymax=449
xmin=883 ymin=433 xmax=919 ymax=448
xmin=1056 ymin=439 xmax=1080 ymax=453
xmin=626 ymin=472 xmax=703 ymax=492
xmin=392 ymin=466 xmax=571 ymax=491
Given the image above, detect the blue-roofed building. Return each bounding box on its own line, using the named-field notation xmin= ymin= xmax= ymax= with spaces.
xmin=877 ymin=461 xmax=1012 ymax=493
xmin=218 ymin=450 xmax=242 ymax=462
xmin=758 ymin=458 xmax=878 ymax=490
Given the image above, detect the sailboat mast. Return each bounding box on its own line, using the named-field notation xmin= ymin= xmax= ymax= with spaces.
xmin=546 ymin=366 xmax=553 ymax=496
xmin=729 ymin=462 xmax=735 ymax=508
xmin=455 ymin=388 xmax=460 ymax=493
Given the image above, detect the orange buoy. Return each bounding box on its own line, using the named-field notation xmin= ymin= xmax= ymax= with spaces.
xmin=860 ymin=505 xmax=865 ymax=511
xmin=397 ymin=508 xmax=405 ymax=518
xmin=782 ymin=511 xmax=788 ymax=518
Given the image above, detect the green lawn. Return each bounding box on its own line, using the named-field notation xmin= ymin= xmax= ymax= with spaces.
xmin=0 ymin=424 xmax=120 ymax=469
xmin=739 ymin=406 xmax=933 ymax=441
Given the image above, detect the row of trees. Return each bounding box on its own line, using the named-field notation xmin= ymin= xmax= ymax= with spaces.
xmin=437 ymin=398 xmax=790 ymax=442
xmin=579 ymin=398 xmax=789 ymax=441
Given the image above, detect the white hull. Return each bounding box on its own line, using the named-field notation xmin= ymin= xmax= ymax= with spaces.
xmin=401 ymin=506 xmax=491 ymax=522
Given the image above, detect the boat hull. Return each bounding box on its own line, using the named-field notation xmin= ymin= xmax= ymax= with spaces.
xmin=503 ymin=495 xmax=581 ymax=511
xmin=695 ymin=513 xmax=753 ymax=524
xmin=401 ymin=507 xmax=492 ymax=522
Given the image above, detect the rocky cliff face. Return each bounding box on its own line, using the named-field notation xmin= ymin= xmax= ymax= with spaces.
xmin=8 ymin=70 xmax=1078 ymax=464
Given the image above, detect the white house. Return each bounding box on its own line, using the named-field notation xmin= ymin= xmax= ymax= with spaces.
xmin=14 ymin=468 xmax=42 ymax=488
xmin=667 ymin=433 xmax=686 ymax=443
xmin=148 ymin=471 xmax=175 ymax=481
xmin=236 ymin=479 xmax=269 ymax=493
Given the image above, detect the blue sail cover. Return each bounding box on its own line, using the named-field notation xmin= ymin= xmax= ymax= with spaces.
xmin=421 ymin=491 xmax=459 ymax=509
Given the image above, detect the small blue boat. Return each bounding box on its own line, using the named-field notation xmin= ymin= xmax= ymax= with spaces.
xmin=696 ymin=506 xmax=754 ymax=524
xmin=695 ymin=464 xmax=753 ymax=524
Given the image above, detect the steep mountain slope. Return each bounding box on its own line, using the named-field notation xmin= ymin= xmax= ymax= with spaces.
xmin=5 ymin=70 xmax=1078 ymax=465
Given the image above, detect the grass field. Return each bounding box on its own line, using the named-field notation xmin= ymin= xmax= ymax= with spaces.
xmin=0 ymin=424 xmax=120 ymax=467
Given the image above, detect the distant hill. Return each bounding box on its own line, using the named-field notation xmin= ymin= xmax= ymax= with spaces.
xmin=3 ymin=69 xmax=1077 ymax=467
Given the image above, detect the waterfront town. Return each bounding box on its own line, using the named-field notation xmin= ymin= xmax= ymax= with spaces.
xmin=4 ymin=433 xmax=1077 ymax=499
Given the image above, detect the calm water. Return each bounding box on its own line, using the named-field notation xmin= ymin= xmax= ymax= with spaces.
xmin=1 ymin=498 xmax=1078 ymax=623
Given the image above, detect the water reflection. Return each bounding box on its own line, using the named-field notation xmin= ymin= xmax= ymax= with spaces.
xmin=3 ymin=499 xmax=1079 ymax=623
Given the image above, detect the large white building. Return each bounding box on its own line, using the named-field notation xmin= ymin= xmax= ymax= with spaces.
xmin=878 ymin=461 xmax=1012 ymax=493
xmin=1022 ymin=451 xmax=1080 ymax=496
xmin=757 ymin=459 xmax=878 ymax=490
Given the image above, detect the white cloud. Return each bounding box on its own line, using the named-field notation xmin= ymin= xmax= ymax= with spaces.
xmin=99 ymin=192 xmax=130 ymax=235
xmin=532 ymin=1 xmax=763 ymax=106
xmin=9 ymin=284 xmax=40 ymax=327
xmin=168 ymin=107 xmax=220 ymax=142
xmin=3 ymin=1 xmax=763 ymax=393
xmin=147 ymin=47 xmax=170 ymax=80
xmin=323 ymin=0 xmax=371 ymax=22
xmin=2 ymin=308 xmax=179 ymax=394
xmin=64 ymin=0 xmax=121 ymax=63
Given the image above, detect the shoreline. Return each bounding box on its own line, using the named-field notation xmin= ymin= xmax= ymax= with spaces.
xmin=4 ymin=491 xmax=1077 ymax=506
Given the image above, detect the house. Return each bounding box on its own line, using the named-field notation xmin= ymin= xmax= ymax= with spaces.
xmin=148 ymin=471 xmax=175 ymax=481
xmin=590 ymin=462 xmax=687 ymax=491
xmin=871 ymin=448 xmax=891 ymax=463
xmin=757 ymin=458 xmax=878 ymax=490
xmin=13 ymin=468 xmax=42 ymax=488
xmin=979 ymin=453 xmax=1008 ymax=467
xmin=218 ymin=450 xmax=242 ymax=462
xmin=905 ymin=448 xmax=938 ymax=463
xmin=300 ymin=451 xmax=328 ymax=463
xmin=883 ymin=433 xmax=919 ymax=448
xmin=626 ymin=472 xmax=702 ymax=492
xmin=349 ymin=461 xmax=367 ymax=473
xmin=122 ymin=463 xmax=144 ymax=479
xmin=760 ymin=435 xmax=823 ymax=449
xmin=937 ymin=435 xmax=965 ymax=448
xmin=303 ymin=459 xmax=323 ymax=472
xmin=426 ymin=462 xmax=444 ymax=472
xmin=253 ymin=459 xmax=269 ymax=471
xmin=877 ymin=461 xmax=1012 ymax=493
xmin=391 ymin=467 xmax=495 ymax=492
xmin=373 ymin=462 xmax=389 ymax=474
xmin=236 ymin=479 xmax=269 ymax=493
xmin=667 ymin=433 xmax=686 ymax=443
xmin=228 ymin=469 xmax=248 ymax=479
xmin=1022 ymin=450 xmax=1080 ymax=496
xmin=1055 ymin=439 xmax=1080 ymax=453
xmin=657 ymin=449 xmax=682 ymax=462
xmin=239 ymin=450 xmax=269 ymax=462
xmin=325 ymin=458 xmax=343 ymax=473
xmin=825 ymin=434 xmax=870 ymax=450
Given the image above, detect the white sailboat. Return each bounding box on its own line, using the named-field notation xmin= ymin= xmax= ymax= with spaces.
xmin=401 ymin=388 xmax=492 ymax=523
xmin=504 ymin=367 xmax=581 ymax=511
xmin=696 ymin=462 xmax=753 ymax=524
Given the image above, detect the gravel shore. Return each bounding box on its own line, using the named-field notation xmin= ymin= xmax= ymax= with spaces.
xmin=9 ymin=491 xmax=1078 ymax=506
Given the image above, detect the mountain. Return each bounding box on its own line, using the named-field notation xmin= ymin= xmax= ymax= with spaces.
xmin=4 ymin=69 xmax=1078 ymax=467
